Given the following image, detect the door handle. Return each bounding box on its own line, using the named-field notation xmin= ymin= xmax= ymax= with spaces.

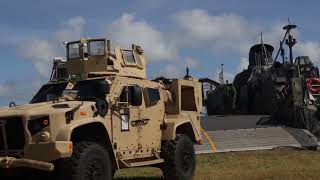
xmin=142 ymin=118 xmax=150 ymax=124
xmin=131 ymin=119 xmax=150 ymax=126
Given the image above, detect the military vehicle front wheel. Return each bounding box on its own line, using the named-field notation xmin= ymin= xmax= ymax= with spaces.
xmin=54 ymin=141 xmax=112 ymax=180
xmin=161 ymin=134 xmax=196 ymax=180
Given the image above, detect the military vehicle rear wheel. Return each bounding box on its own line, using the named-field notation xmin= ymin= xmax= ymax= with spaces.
xmin=54 ymin=141 xmax=112 ymax=180
xmin=161 ymin=134 xmax=196 ymax=180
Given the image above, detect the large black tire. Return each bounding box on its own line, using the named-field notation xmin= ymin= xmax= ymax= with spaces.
xmin=161 ymin=134 xmax=196 ymax=180
xmin=54 ymin=141 xmax=112 ymax=180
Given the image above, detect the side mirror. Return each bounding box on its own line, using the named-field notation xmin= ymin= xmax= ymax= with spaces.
xmin=95 ymin=99 xmax=108 ymax=117
xmin=131 ymin=85 xmax=142 ymax=106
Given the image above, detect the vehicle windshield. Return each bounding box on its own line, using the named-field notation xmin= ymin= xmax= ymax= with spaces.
xmin=30 ymin=83 xmax=68 ymax=103
xmin=30 ymin=79 xmax=109 ymax=103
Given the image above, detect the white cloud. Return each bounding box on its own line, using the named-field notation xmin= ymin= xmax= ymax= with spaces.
xmin=19 ymin=16 xmax=86 ymax=77
xmin=0 ymin=77 xmax=44 ymax=105
xmin=0 ymin=82 xmax=15 ymax=98
xmin=172 ymin=9 xmax=320 ymax=78
xmin=174 ymin=10 xmax=255 ymax=41
xmin=106 ymin=13 xmax=177 ymax=62
xmin=15 ymin=10 xmax=320 ymax=82
xmin=19 ymin=38 xmax=57 ymax=76
xmin=173 ymin=9 xmax=262 ymax=55
xmin=238 ymin=57 xmax=249 ymax=71
xmin=155 ymin=57 xmax=201 ymax=78
xmin=262 ymin=23 xmax=286 ymax=46
xmin=55 ymin=16 xmax=86 ymax=41
xmin=185 ymin=57 xmax=201 ymax=70
xmin=173 ymin=9 xmax=275 ymax=83
xmin=172 ymin=10 xmax=306 ymax=63
xmin=295 ymin=41 xmax=320 ymax=64
xmin=161 ymin=64 xmax=185 ymax=78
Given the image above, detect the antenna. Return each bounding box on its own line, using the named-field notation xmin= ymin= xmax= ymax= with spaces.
xmin=260 ymin=32 xmax=264 ymax=69
xmin=219 ymin=64 xmax=224 ymax=84
xmin=274 ymin=20 xmax=297 ymax=62
xmin=260 ymin=32 xmax=273 ymax=67
xmin=280 ymin=41 xmax=285 ymax=65
xmin=261 ymin=32 xmax=264 ymax=59
xmin=184 ymin=67 xmax=192 ymax=79
xmin=288 ymin=17 xmax=291 ymax=25
xmin=283 ymin=23 xmax=297 ymax=67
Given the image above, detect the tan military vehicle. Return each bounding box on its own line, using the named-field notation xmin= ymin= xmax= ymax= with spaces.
xmin=0 ymin=38 xmax=202 ymax=180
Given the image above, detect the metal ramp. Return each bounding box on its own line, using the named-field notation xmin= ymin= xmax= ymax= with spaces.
xmin=195 ymin=127 xmax=319 ymax=154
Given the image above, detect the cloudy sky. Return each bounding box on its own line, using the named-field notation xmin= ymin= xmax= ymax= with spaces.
xmin=0 ymin=0 xmax=320 ymax=106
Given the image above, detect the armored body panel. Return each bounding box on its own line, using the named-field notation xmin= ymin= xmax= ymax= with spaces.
xmin=65 ymin=38 xmax=147 ymax=80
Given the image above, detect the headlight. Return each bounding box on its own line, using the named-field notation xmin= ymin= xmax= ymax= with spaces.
xmin=27 ymin=116 xmax=50 ymax=135
xmin=40 ymin=131 xmax=51 ymax=141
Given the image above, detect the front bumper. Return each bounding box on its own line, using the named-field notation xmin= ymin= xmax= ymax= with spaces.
xmin=24 ymin=141 xmax=73 ymax=162
xmin=0 ymin=141 xmax=72 ymax=172
xmin=0 ymin=157 xmax=54 ymax=171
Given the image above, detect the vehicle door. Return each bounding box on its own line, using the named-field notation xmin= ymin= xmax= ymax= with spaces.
xmin=137 ymin=86 xmax=164 ymax=156
xmin=112 ymin=84 xmax=143 ymax=159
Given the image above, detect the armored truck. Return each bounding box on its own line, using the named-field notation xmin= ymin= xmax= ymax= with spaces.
xmin=0 ymin=38 xmax=202 ymax=180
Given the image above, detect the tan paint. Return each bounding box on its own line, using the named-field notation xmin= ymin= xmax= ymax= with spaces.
xmin=0 ymin=38 xmax=202 ymax=172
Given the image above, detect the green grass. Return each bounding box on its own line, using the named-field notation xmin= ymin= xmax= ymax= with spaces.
xmin=114 ymin=149 xmax=320 ymax=180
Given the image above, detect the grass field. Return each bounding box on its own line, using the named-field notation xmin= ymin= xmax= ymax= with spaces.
xmin=114 ymin=149 xmax=320 ymax=180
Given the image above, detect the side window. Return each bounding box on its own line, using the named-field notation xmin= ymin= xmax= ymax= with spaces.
xmin=89 ymin=40 xmax=105 ymax=56
xmin=67 ymin=42 xmax=80 ymax=59
xmin=119 ymin=85 xmax=142 ymax=106
xmin=144 ymin=88 xmax=160 ymax=107
xmin=123 ymin=50 xmax=136 ymax=65
xmin=119 ymin=86 xmax=130 ymax=103
xmin=134 ymin=52 xmax=143 ymax=67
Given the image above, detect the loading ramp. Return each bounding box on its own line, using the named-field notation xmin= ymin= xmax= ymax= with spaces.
xmin=195 ymin=115 xmax=319 ymax=154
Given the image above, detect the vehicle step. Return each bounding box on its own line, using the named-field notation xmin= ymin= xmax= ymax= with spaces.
xmin=128 ymin=159 xmax=164 ymax=167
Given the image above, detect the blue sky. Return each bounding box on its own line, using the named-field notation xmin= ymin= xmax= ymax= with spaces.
xmin=0 ymin=0 xmax=320 ymax=106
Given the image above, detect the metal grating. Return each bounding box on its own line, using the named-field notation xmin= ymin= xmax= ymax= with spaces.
xmin=209 ymin=127 xmax=300 ymax=152
xmin=284 ymin=128 xmax=319 ymax=147
xmin=195 ymin=127 xmax=319 ymax=154
xmin=0 ymin=117 xmax=25 ymax=153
